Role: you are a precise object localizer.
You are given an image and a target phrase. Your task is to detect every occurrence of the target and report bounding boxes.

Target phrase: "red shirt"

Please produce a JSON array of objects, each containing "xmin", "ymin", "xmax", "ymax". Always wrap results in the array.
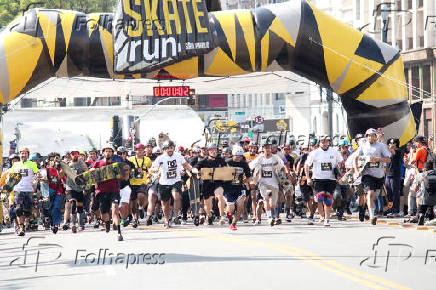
[
  {"xmin": 47, "ymin": 167, "xmax": 63, "ymax": 195},
  {"xmin": 92, "ymin": 159, "xmax": 119, "ymax": 194},
  {"xmin": 413, "ymin": 148, "xmax": 428, "ymax": 169}
]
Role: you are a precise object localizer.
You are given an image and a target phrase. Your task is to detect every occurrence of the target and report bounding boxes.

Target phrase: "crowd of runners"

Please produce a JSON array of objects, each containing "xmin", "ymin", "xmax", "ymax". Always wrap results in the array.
[{"xmin": 1, "ymin": 127, "xmax": 436, "ymax": 241}]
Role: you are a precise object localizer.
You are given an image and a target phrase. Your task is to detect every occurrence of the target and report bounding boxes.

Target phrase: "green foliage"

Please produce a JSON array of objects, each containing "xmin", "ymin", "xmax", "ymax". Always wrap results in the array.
[{"xmin": 0, "ymin": 0, "xmax": 118, "ymax": 27}]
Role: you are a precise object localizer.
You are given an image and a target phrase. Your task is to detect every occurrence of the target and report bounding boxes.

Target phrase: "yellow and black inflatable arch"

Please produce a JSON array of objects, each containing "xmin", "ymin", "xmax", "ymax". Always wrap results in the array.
[{"xmin": 0, "ymin": 0, "xmax": 415, "ymax": 144}]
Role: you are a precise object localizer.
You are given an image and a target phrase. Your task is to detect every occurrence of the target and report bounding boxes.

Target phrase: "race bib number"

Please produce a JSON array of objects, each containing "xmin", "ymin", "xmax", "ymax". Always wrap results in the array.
[
  {"xmin": 134, "ymin": 168, "xmax": 144, "ymax": 179},
  {"xmin": 262, "ymin": 170, "xmax": 273, "ymax": 178},
  {"xmin": 368, "ymin": 162, "xmax": 380, "ymax": 168},
  {"xmin": 19, "ymin": 169, "xmax": 29, "ymax": 177},
  {"xmin": 167, "ymin": 171, "xmax": 177, "ymax": 179},
  {"xmin": 321, "ymin": 162, "xmax": 332, "ymax": 171},
  {"xmin": 49, "ymin": 176, "xmax": 58, "ymax": 183}
]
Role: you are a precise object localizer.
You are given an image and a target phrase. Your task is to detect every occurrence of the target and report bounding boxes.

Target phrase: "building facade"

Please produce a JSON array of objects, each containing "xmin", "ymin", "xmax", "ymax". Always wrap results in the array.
[{"xmin": 353, "ymin": 0, "xmax": 436, "ymax": 140}]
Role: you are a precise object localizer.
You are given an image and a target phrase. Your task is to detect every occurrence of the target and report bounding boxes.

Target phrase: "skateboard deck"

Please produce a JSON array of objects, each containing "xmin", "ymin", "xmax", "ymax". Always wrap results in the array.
[
  {"xmin": 2, "ymin": 173, "xmax": 22, "ymax": 195},
  {"xmin": 187, "ymin": 174, "xmax": 201, "ymax": 218},
  {"xmin": 75, "ymin": 162, "xmax": 130, "ymax": 186},
  {"xmin": 59, "ymin": 161, "xmax": 77, "ymax": 181},
  {"xmin": 275, "ymin": 167, "xmax": 292, "ymax": 192},
  {"xmin": 200, "ymin": 167, "xmax": 242, "ymax": 182},
  {"xmin": 339, "ymin": 156, "xmax": 369, "ymax": 185}
]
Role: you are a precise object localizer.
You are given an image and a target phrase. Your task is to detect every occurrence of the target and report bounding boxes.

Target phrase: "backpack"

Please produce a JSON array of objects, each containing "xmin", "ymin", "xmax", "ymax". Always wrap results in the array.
[
  {"xmin": 424, "ymin": 170, "xmax": 436, "ymax": 196},
  {"xmin": 425, "ymin": 148, "xmax": 436, "ymax": 168}
]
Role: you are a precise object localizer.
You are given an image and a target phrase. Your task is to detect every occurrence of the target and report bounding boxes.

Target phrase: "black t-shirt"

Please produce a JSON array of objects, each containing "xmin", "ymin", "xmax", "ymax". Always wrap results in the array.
[
  {"xmin": 386, "ymin": 148, "xmax": 402, "ymax": 177},
  {"xmin": 145, "ymin": 153, "xmax": 158, "ymax": 162},
  {"xmin": 223, "ymin": 158, "xmax": 251, "ymax": 189},
  {"xmin": 195, "ymin": 156, "xmax": 226, "ymax": 169}
]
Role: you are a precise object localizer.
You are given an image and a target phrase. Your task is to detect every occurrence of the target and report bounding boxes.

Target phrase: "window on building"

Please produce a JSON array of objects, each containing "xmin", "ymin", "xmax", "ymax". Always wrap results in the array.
[
  {"xmin": 419, "ymin": 36, "xmax": 424, "ymax": 48},
  {"xmin": 355, "ymin": 0, "xmax": 360, "ymax": 20},
  {"xmin": 57, "ymin": 98, "xmax": 67, "ymax": 107},
  {"xmin": 404, "ymin": 68, "xmax": 410, "ymax": 97},
  {"xmin": 395, "ymin": 0, "xmax": 401, "ymax": 10},
  {"xmin": 424, "ymin": 109, "xmax": 432, "ymax": 138},
  {"xmin": 423, "ymin": 65, "xmax": 431, "ymax": 98},
  {"xmin": 20, "ymin": 98, "xmax": 37, "ymax": 108},
  {"xmin": 407, "ymin": 0, "xmax": 413, "ymax": 10},
  {"xmin": 411, "ymin": 66, "xmax": 420, "ymax": 99},
  {"xmin": 313, "ymin": 117, "xmax": 317, "ymax": 135},
  {"xmin": 73, "ymin": 97, "xmax": 91, "ymax": 106},
  {"xmin": 397, "ymin": 41, "xmax": 402, "ymax": 50},
  {"xmin": 407, "ymin": 37, "xmax": 413, "ymax": 50},
  {"xmin": 336, "ymin": 114, "xmax": 340, "ymax": 133},
  {"xmin": 418, "ymin": 0, "xmax": 423, "ymax": 8}
]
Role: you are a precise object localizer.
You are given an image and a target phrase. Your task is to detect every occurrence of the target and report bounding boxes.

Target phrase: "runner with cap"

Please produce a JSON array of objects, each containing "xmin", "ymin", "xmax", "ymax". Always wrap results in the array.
[
  {"xmin": 223, "ymin": 146, "xmax": 252, "ymax": 230},
  {"xmin": 91, "ymin": 146, "xmax": 125, "ymax": 241},
  {"xmin": 63, "ymin": 151, "xmax": 88, "ymax": 233},
  {"xmin": 151, "ymin": 140, "xmax": 193, "ymax": 228},
  {"xmin": 128, "ymin": 143, "xmax": 152, "ymax": 228},
  {"xmin": 144, "ymin": 139, "xmax": 161, "ymax": 226},
  {"xmin": 305, "ymin": 136, "xmax": 343, "ymax": 227},
  {"xmin": 353, "ymin": 128, "xmax": 392, "ymax": 225},
  {"xmin": 244, "ymin": 141, "xmax": 259, "ymax": 223},
  {"xmin": 250, "ymin": 139, "xmax": 286, "ymax": 226},
  {"xmin": 10, "ymin": 147, "xmax": 40, "ymax": 236},
  {"xmin": 194, "ymin": 143, "xmax": 227, "ymax": 225}
]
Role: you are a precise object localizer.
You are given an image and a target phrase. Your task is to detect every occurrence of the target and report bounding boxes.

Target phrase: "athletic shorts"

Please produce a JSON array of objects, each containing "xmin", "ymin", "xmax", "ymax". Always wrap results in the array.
[
  {"xmin": 158, "ymin": 181, "xmax": 182, "ymax": 202},
  {"xmin": 130, "ymin": 185, "xmax": 148, "ymax": 201},
  {"xmin": 15, "ymin": 191, "xmax": 32, "ymax": 216},
  {"xmin": 97, "ymin": 192, "xmax": 120, "ymax": 214},
  {"xmin": 300, "ymin": 184, "xmax": 313, "ymax": 202},
  {"xmin": 258, "ymin": 184, "xmax": 279, "ymax": 204},
  {"xmin": 66, "ymin": 190, "xmax": 84, "ymax": 203},
  {"xmin": 120, "ymin": 186, "xmax": 131, "ymax": 204},
  {"xmin": 148, "ymin": 182, "xmax": 159, "ymax": 196},
  {"xmin": 313, "ymin": 179, "xmax": 337, "ymax": 195},
  {"xmin": 362, "ymin": 175, "xmax": 384, "ymax": 192},
  {"xmin": 224, "ymin": 187, "xmax": 246, "ymax": 205},
  {"xmin": 202, "ymin": 181, "xmax": 223, "ymax": 200}
]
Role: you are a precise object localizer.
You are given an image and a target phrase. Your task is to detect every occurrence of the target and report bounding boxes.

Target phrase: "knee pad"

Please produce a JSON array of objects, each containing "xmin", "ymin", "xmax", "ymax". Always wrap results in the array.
[
  {"xmin": 77, "ymin": 206, "xmax": 84, "ymax": 214},
  {"xmin": 324, "ymin": 195, "xmax": 333, "ymax": 207},
  {"xmin": 71, "ymin": 201, "xmax": 77, "ymax": 214}
]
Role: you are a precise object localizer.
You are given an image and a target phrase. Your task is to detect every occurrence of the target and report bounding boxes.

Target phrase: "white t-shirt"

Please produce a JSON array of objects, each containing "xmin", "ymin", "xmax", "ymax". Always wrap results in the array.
[
  {"xmin": 152, "ymin": 152, "xmax": 186, "ymax": 186},
  {"xmin": 11, "ymin": 161, "xmax": 39, "ymax": 192},
  {"xmin": 306, "ymin": 147, "xmax": 343, "ymax": 180},
  {"xmin": 346, "ymin": 150, "xmax": 361, "ymax": 185},
  {"xmin": 250, "ymin": 154, "xmax": 284, "ymax": 188},
  {"xmin": 355, "ymin": 141, "xmax": 391, "ymax": 178}
]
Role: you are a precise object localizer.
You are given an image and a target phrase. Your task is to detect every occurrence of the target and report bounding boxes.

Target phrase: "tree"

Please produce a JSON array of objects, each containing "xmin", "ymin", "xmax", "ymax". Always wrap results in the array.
[{"xmin": 0, "ymin": 0, "xmax": 117, "ymax": 27}]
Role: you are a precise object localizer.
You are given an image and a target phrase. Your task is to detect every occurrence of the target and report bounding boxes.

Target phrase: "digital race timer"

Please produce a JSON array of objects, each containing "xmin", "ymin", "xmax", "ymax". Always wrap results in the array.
[{"xmin": 153, "ymin": 86, "xmax": 195, "ymax": 97}]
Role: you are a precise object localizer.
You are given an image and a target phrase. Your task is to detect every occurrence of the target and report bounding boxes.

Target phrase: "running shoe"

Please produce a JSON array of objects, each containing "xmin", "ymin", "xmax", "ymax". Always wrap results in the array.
[
  {"xmin": 132, "ymin": 219, "xmax": 138, "ymax": 228},
  {"xmin": 52, "ymin": 226, "xmax": 58, "ymax": 234},
  {"xmin": 324, "ymin": 220, "xmax": 330, "ymax": 227},
  {"xmin": 307, "ymin": 218, "xmax": 314, "ymax": 225},
  {"xmin": 139, "ymin": 208, "xmax": 145, "ymax": 219},
  {"xmin": 275, "ymin": 218, "xmax": 282, "ymax": 225},
  {"xmin": 72, "ymin": 225, "xmax": 77, "ymax": 233},
  {"xmin": 118, "ymin": 235, "xmax": 124, "ymax": 241},
  {"xmin": 269, "ymin": 218, "xmax": 275, "ymax": 227},
  {"xmin": 62, "ymin": 223, "xmax": 70, "ymax": 231},
  {"xmin": 219, "ymin": 216, "xmax": 226, "ymax": 225},
  {"xmin": 286, "ymin": 214, "xmax": 293, "ymax": 222},
  {"xmin": 371, "ymin": 217, "xmax": 377, "ymax": 225},
  {"xmin": 146, "ymin": 217, "xmax": 153, "ymax": 226},
  {"xmin": 229, "ymin": 223, "xmax": 237, "ymax": 231}
]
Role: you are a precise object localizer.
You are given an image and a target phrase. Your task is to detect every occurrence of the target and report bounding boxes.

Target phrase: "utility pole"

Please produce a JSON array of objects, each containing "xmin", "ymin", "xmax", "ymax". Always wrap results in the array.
[{"xmin": 326, "ymin": 88, "xmax": 333, "ymax": 138}]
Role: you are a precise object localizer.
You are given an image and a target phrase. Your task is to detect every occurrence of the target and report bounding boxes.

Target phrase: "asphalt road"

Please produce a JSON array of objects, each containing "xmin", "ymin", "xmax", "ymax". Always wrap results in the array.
[{"xmin": 1, "ymin": 216, "xmax": 435, "ymax": 290}]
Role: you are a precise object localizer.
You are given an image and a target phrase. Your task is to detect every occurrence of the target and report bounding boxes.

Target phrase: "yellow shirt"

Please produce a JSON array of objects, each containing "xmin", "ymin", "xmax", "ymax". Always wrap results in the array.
[
  {"xmin": 128, "ymin": 156, "xmax": 152, "ymax": 185},
  {"xmin": 243, "ymin": 152, "xmax": 258, "ymax": 163}
]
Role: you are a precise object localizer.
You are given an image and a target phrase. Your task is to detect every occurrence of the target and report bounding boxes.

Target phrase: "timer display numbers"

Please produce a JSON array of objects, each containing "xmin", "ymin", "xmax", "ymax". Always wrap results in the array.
[{"xmin": 153, "ymin": 86, "xmax": 195, "ymax": 97}]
